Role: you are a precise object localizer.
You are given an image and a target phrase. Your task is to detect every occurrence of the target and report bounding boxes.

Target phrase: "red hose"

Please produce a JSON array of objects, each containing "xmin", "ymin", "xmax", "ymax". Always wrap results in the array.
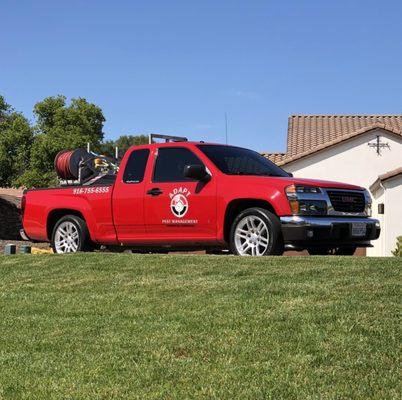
[
  {"xmin": 55, "ymin": 150, "xmax": 74, "ymax": 180},
  {"xmin": 55, "ymin": 148, "xmax": 93, "ymax": 181}
]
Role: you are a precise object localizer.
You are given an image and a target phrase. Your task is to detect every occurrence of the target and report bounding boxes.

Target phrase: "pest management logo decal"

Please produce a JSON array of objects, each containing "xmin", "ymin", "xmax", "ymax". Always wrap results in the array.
[
  {"xmin": 169, "ymin": 187, "xmax": 190, "ymax": 218},
  {"xmin": 162, "ymin": 187, "xmax": 198, "ymax": 225}
]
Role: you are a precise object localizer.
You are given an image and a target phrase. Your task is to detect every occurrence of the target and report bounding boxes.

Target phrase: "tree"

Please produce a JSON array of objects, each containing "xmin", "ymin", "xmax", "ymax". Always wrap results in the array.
[
  {"xmin": 97, "ymin": 134, "xmax": 149, "ymax": 158},
  {"xmin": 0, "ymin": 95, "xmax": 11, "ymax": 119},
  {"xmin": 115, "ymin": 134, "xmax": 149, "ymax": 155},
  {"xmin": 0, "ymin": 94, "xmax": 147, "ymax": 189},
  {"xmin": 17, "ymin": 96, "xmax": 105, "ymax": 188},
  {"xmin": 0, "ymin": 95, "xmax": 34, "ymax": 187}
]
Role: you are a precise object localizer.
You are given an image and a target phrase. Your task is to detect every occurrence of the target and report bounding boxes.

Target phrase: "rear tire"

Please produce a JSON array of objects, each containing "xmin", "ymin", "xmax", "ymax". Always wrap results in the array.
[
  {"xmin": 51, "ymin": 215, "xmax": 92, "ymax": 254},
  {"xmin": 229, "ymin": 207, "xmax": 284, "ymax": 256}
]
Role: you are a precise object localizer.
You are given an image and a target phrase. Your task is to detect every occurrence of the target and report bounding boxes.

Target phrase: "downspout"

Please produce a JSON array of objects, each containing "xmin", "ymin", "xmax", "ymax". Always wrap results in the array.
[{"xmin": 379, "ymin": 181, "xmax": 386, "ymax": 256}]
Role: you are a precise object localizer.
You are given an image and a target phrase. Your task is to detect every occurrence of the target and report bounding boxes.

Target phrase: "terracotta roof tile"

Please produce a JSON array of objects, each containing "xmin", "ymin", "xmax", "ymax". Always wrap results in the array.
[
  {"xmin": 265, "ymin": 115, "xmax": 402, "ymax": 165},
  {"xmin": 261, "ymin": 152, "xmax": 287, "ymax": 164}
]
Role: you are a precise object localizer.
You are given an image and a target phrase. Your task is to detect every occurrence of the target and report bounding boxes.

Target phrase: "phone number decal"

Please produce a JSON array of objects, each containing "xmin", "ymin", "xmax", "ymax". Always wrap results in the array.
[{"xmin": 72, "ymin": 186, "xmax": 110, "ymax": 195}]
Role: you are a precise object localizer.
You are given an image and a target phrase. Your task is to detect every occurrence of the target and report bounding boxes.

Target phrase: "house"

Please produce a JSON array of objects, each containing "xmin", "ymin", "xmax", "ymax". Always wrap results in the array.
[
  {"xmin": 369, "ymin": 168, "xmax": 402, "ymax": 256},
  {"xmin": 264, "ymin": 115, "xmax": 402, "ymax": 256}
]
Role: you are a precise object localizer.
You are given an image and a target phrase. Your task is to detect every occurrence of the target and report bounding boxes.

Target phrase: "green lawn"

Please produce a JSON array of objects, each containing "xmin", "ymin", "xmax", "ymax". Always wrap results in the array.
[{"xmin": 0, "ymin": 254, "xmax": 400, "ymax": 400}]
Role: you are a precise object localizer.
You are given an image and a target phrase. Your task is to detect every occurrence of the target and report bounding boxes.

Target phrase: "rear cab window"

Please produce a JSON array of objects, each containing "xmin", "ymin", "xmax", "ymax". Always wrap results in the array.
[{"xmin": 123, "ymin": 149, "xmax": 150, "ymax": 183}]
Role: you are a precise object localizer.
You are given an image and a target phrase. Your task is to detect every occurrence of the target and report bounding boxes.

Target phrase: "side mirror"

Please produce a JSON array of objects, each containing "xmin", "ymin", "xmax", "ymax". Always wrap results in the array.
[
  {"xmin": 287, "ymin": 172, "xmax": 294, "ymax": 177},
  {"xmin": 184, "ymin": 164, "xmax": 211, "ymax": 182}
]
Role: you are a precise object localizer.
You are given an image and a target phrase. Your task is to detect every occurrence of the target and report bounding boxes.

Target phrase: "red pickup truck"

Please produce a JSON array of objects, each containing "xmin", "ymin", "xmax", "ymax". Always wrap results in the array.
[{"xmin": 21, "ymin": 138, "xmax": 380, "ymax": 256}]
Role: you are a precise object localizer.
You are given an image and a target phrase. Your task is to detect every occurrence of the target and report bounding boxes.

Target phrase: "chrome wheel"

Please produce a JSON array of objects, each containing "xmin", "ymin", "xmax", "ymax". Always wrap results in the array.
[
  {"xmin": 234, "ymin": 215, "xmax": 269, "ymax": 256},
  {"xmin": 54, "ymin": 221, "xmax": 80, "ymax": 253}
]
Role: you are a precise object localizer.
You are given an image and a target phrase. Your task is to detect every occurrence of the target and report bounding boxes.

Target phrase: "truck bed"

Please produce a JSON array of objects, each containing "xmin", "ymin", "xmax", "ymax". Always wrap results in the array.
[{"xmin": 23, "ymin": 181, "xmax": 117, "ymax": 244}]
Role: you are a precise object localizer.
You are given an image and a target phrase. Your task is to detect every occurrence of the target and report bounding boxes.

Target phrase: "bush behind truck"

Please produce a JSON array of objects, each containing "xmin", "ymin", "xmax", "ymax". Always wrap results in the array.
[{"xmin": 20, "ymin": 135, "xmax": 380, "ymax": 255}]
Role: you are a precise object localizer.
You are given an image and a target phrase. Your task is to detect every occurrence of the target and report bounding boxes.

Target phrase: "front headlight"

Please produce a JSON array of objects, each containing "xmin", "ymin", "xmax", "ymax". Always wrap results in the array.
[
  {"xmin": 285, "ymin": 184, "xmax": 327, "ymax": 215},
  {"xmin": 295, "ymin": 186, "xmax": 322, "ymax": 194},
  {"xmin": 298, "ymin": 199, "xmax": 327, "ymax": 215}
]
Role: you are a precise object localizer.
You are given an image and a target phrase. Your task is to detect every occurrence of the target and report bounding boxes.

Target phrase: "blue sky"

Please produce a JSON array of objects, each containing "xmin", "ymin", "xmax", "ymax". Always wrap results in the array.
[{"xmin": 1, "ymin": 0, "xmax": 402, "ymax": 152}]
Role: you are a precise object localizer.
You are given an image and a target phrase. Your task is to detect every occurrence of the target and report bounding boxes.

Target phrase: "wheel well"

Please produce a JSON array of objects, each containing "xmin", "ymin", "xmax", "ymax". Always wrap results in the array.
[
  {"xmin": 223, "ymin": 199, "xmax": 277, "ymax": 243},
  {"xmin": 47, "ymin": 209, "xmax": 85, "ymax": 240}
]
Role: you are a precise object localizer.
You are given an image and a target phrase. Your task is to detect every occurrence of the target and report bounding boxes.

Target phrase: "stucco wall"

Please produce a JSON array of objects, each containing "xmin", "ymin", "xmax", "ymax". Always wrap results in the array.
[
  {"xmin": 367, "ymin": 187, "xmax": 385, "ymax": 257},
  {"xmin": 368, "ymin": 176, "xmax": 402, "ymax": 256}
]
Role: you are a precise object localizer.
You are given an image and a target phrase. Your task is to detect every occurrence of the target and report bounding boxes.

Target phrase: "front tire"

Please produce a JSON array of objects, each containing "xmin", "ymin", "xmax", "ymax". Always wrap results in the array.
[
  {"xmin": 51, "ymin": 215, "xmax": 92, "ymax": 254},
  {"xmin": 229, "ymin": 208, "xmax": 284, "ymax": 256}
]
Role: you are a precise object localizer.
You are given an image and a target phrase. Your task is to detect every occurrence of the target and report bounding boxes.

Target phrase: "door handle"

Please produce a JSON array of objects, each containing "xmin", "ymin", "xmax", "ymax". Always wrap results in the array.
[{"xmin": 147, "ymin": 187, "xmax": 163, "ymax": 196}]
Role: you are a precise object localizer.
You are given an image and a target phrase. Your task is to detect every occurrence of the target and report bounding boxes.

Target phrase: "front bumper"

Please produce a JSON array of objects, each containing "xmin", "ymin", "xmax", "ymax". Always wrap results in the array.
[{"xmin": 280, "ymin": 216, "xmax": 381, "ymax": 250}]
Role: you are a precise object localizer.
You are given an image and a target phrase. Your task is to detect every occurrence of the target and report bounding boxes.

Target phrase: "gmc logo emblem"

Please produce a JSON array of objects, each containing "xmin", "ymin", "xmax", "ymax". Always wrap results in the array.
[{"xmin": 341, "ymin": 196, "xmax": 356, "ymax": 203}]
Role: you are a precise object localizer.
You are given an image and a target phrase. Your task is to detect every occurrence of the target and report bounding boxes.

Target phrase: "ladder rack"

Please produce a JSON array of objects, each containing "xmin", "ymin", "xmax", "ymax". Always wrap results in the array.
[{"xmin": 149, "ymin": 134, "xmax": 188, "ymax": 144}]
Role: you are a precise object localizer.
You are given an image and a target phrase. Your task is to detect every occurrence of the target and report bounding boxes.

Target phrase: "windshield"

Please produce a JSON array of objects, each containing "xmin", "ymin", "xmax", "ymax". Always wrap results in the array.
[{"xmin": 197, "ymin": 144, "xmax": 289, "ymax": 177}]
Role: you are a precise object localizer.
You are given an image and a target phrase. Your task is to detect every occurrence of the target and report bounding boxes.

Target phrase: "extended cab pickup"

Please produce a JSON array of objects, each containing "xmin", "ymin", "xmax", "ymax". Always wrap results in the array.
[{"xmin": 21, "ymin": 141, "xmax": 381, "ymax": 255}]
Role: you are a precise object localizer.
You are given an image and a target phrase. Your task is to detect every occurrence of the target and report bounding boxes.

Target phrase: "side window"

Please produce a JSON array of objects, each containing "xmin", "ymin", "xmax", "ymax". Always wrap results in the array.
[
  {"xmin": 123, "ymin": 149, "xmax": 150, "ymax": 183},
  {"xmin": 153, "ymin": 148, "xmax": 204, "ymax": 182}
]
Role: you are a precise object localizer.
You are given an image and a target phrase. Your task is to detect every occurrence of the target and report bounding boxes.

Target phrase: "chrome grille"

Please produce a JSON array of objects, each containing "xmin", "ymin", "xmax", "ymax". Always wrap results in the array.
[{"xmin": 327, "ymin": 190, "xmax": 365, "ymax": 213}]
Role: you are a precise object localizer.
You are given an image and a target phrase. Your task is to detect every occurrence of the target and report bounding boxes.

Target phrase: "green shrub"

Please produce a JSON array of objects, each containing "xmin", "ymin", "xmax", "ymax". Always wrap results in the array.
[{"xmin": 392, "ymin": 236, "xmax": 402, "ymax": 256}]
